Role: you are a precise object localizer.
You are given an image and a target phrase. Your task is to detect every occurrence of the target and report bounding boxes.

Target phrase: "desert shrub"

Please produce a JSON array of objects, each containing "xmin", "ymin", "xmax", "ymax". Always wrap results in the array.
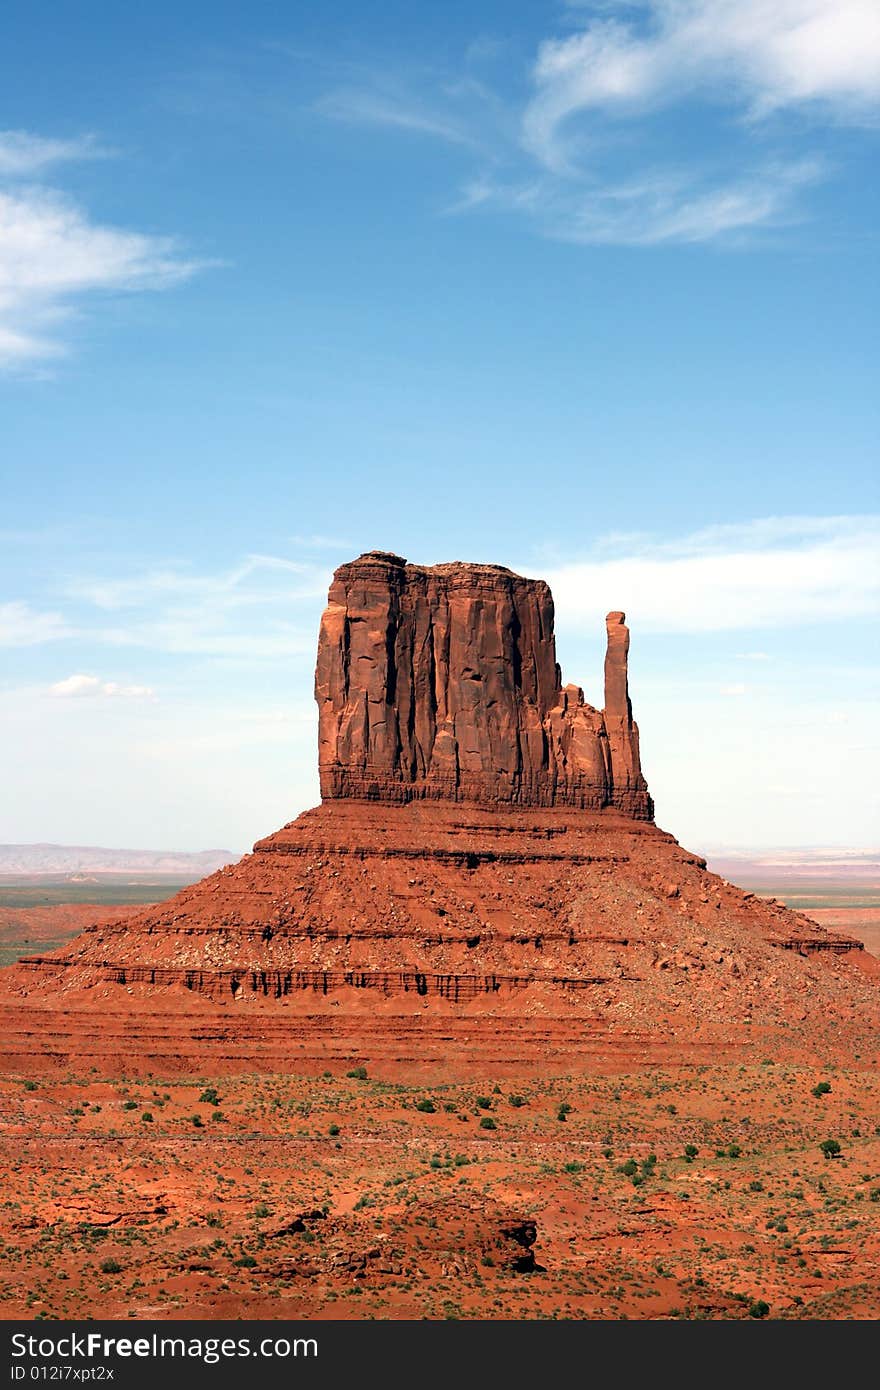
[
  {"xmin": 191, "ymin": 1114, "xmax": 204, "ymax": 1128},
  {"xmin": 748, "ymin": 1300, "xmax": 770, "ymax": 1319},
  {"xmin": 141, "ymin": 1112, "xmax": 153, "ymax": 1124},
  {"xmin": 328, "ymin": 1123, "xmax": 340, "ymax": 1136},
  {"xmin": 508, "ymin": 1095, "xmax": 526, "ymax": 1108},
  {"xmin": 198, "ymin": 1087, "xmax": 220, "ymax": 1106},
  {"xmin": 811, "ymin": 1081, "xmax": 832, "ymax": 1098},
  {"xmin": 346, "ymin": 1066, "xmax": 368, "ymax": 1081},
  {"xmin": 234, "ymin": 1255, "xmax": 257, "ymax": 1268},
  {"xmin": 616, "ymin": 1159, "xmax": 638, "ymax": 1177},
  {"xmin": 820, "ymin": 1139, "xmax": 841, "ymax": 1159},
  {"xmin": 684, "ymin": 1145, "xmax": 699, "ymax": 1160},
  {"xmin": 476, "ymin": 1096, "xmax": 492, "ymax": 1110},
  {"xmin": 479, "ymin": 1117, "xmax": 496, "ymax": 1131},
  {"xmin": 100, "ymin": 1259, "xmax": 121, "ymax": 1274},
  {"xmin": 415, "ymin": 1099, "xmax": 436, "ymax": 1113}
]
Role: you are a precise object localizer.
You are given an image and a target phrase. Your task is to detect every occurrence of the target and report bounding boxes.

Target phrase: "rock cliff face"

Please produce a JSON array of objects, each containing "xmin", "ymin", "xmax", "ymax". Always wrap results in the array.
[{"xmin": 315, "ymin": 551, "xmax": 652, "ymax": 818}]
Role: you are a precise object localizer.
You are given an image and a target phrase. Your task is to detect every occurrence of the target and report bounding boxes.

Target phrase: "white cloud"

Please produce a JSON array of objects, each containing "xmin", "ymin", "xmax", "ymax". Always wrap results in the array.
[
  {"xmin": 525, "ymin": 1, "xmax": 880, "ymax": 170},
  {"xmin": 539, "ymin": 514, "xmax": 880, "ymax": 633},
  {"xmin": 315, "ymin": 88, "xmax": 476, "ymax": 147},
  {"xmin": 469, "ymin": 156, "xmax": 823, "ymax": 245},
  {"xmin": 289, "ymin": 533, "xmax": 352, "ymax": 551},
  {"xmin": 50, "ymin": 674, "xmax": 155, "ymax": 699},
  {"xmin": 0, "ymin": 130, "xmax": 107, "ymax": 177},
  {"xmin": 0, "ymin": 600, "xmax": 72, "ymax": 646},
  {"xmin": 63, "ymin": 553, "xmax": 332, "ymax": 661},
  {"xmin": 309, "ymin": 4, "xmax": 877, "ymax": 246},
  {"xmin": 71, "ymin": 554, "xmax": 314, "ymax": 611},
  {"xmin": 0, "ymin": 137, "xmax": 208, "ymax": 368}
]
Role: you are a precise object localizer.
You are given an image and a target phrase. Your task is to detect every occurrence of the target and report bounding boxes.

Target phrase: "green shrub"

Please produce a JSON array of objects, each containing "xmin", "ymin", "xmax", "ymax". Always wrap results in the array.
[
  {"xmin": 198, "ymin": 1087, "xmax": 220, "ymax": 1106},
  {"xmin": 100, "ymin": 1259, "xmax": 121, "ymax": 1274},
  {"xmin": 234, "ymin": 1255, "xmax": 257, "ymax": 1268},
  {"xmin": 748, "ymin": 1300, "xmax": 770, "ymax": 1319},
  {"xmin": 479, "ymin": 1117, "xmax": 496, "ymax": 1131},
  {"xmin": 476, "ymin": 1096, "xmax": 492, "ymax": 1110},
  {"xmin": 415, "ymin": 1098, "xmax": 436, "ymax": 1113},
  {"xmin": 141, "ymin": 1112, "xmax": 153, "ymax": 1124},
  {"xmin": 346, "ymin": 1066, "xmax": 368, "ymax": 1081},
  {"xmin": 328, "ymin": 1123, "xmax": 340, "ymax": 1136},
  {"xmin": 811, "ymin": 1081, "xmax": 832, "ymax": 1098},
  {"xmin": 820, "ymin": 1139, "xmax": 841, "ymax": 1159}
]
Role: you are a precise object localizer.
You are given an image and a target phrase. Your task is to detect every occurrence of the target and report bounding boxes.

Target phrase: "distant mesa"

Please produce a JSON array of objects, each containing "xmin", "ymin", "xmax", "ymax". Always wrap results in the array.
[{"xmin": 0, "ymin": 845, "xmax": 241, "ymax": 878}]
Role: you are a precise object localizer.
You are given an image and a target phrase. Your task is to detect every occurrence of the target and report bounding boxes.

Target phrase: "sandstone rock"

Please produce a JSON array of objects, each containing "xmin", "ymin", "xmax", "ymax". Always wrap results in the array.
[{"xmin": 316, "ymin": 552, "xmax": 652, "ymax": 817}]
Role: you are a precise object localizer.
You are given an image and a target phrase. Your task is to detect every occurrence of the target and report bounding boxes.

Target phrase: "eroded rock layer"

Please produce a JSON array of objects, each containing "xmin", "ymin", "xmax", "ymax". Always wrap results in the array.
[
  {"xmin": 12, "ymin": 801, "xmax": 871, "ymax": 1021},
  {"xmin": 316, "ymin": 552, "xmax": 652, "ymax": 817},
  {"xmin": 2, "ymin": 550, "xmax": 876, "ymax": 1071}
]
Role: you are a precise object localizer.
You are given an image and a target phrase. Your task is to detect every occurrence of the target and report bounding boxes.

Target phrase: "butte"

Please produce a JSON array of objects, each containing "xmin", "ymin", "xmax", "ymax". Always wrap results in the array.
[{"xmin": 2, "ymin": 551, "xmax": 877, "ymax": 1078}]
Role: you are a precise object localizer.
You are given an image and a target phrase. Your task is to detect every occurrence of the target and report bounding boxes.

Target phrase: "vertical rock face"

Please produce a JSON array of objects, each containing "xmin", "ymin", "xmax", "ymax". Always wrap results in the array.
[{"xmin": 315, "ymin": 551, "xmax": 653, "ymax": 818}]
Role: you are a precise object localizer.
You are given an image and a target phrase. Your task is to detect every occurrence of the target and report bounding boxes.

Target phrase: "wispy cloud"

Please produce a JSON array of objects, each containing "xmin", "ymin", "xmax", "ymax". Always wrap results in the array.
[
  {"xmin": 0, "ymin": 134, "xmax": 209, "ymax": 369},
  {"xmin": 467, "ymin": 156, "xmax": 824, "ymax": 245},
  {"xmin": 50, "ymin": 674, "xmax": 155, "ymax": 699},
  {"xmin": 0, "ymin": 130, "xmax": 109, "ymax": 176},
  {"xmin": 61, "ymin": 552, "xmax": 332, "ymax": 661},
  {"xmin": 311, "ymin": 2, "xmax": 879, "ymax": 247},
  {"xmin": 70, "ymin": 554, "xmax": 314, "ymax": 611},
  {"xmin": 538, "ymin": 514, "xmax": 880, "ymax": 633},
  {"xmin": 290, "ymin": 534, "xmax": 352, "ymax": 551},
  {"xmin": 315, "ymin": 87, "xmax": 477, "ymax": 147},
  {"xmin": 0, "ymin": 600, "xmax": 73, "ymax": 647}
]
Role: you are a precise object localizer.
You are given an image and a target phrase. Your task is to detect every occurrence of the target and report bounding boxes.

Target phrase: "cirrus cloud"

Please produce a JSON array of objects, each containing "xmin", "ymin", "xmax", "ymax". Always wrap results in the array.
[
  {"xmin": 0, "ymin": 132, "xmax": 210, "ymax": 369},
  {"xmin": 50, "ymin": 674, "xmax": 155, "ymax": 700}
]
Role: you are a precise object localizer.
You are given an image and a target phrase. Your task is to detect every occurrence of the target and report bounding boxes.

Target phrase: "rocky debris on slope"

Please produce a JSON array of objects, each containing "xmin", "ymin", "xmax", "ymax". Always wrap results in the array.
[
  {"xmin": 3, "ymin": 549, "xmax": 875, "ymax": 1063},
  {"xmin": 316, "ymin": 551, "xmax": 652, "ymax": 816}
]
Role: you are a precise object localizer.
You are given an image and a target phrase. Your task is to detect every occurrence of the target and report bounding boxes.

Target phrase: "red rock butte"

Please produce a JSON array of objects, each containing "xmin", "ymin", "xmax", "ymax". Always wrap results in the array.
[
  {"xmin": 2, "ymin": 551, "xmax": 877, "ymax": 1077},
  {"xmin": 316, "ymin": 552, "xmax": 651, "ymax": 818}
]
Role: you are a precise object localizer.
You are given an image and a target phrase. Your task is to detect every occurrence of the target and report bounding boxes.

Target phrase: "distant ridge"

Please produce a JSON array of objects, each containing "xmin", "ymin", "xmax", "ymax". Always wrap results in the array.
[
  {"xmin": 0, "ymin": 845, "xmax": 241, "ymax": 877},
  {"xmin": 705, "ymin": 848, "xmax": 879, "ymax": 888}
]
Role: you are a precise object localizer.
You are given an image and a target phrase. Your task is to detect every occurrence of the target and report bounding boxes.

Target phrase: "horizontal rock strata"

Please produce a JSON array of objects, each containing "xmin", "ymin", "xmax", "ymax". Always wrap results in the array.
[{"xmin": 316, "ymin": 552, "xmax": 652, "ymax": 816}]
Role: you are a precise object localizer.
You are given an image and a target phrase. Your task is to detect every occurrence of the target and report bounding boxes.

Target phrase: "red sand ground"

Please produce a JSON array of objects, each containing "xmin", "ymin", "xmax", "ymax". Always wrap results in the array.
[
  {"xmin": 1, "ymin": 807, "xmax": 878, "ymax": 1321},
  {"xmin": 1, "ymin": 1062, "xmax": 878, "ymax": 1320}
]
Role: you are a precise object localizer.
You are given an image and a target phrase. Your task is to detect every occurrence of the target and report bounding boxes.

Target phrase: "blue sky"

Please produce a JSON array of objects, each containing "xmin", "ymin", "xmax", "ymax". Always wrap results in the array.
[{"xmin": 1, "ymin": 1, "xmax": 878, "ymax": 853}]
